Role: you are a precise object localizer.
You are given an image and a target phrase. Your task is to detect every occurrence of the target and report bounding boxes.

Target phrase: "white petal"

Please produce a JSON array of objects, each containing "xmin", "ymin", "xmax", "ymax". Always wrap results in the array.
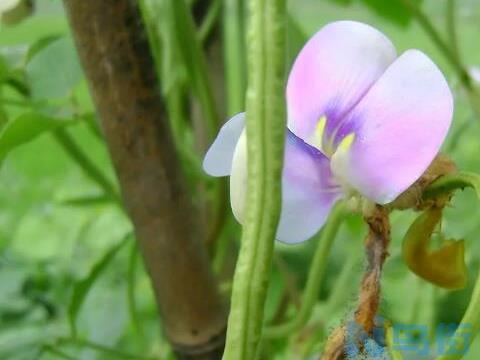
[{"xmin": 203, "ymin": 112, "xmax": 245, "ymax": 177}]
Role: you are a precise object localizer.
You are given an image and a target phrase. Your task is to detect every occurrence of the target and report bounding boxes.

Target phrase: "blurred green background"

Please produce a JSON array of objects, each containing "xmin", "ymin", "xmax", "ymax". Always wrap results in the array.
[{"xmin": 0, "ymin": 0, "xmax": 480, "ymax": 359}]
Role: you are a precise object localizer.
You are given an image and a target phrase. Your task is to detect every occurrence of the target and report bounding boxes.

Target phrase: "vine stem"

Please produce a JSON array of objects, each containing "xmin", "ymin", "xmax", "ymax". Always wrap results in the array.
[
  {"xmin": 264, "ymin": 202, "xmax": 346, "ymax": 338},
  {"xmin": 222, "ymin": 0, "xmax": 286, "ymax": 359},
  {"xmin": 435, "ymin": 268, "xmax": 480, "ymax": 360}
]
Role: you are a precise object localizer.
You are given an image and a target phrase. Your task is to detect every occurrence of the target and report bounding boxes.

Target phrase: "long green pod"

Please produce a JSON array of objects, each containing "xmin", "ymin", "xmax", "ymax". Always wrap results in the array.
[{"xmin": 222, "ymin": 0, "xmax": 287, "ymax": 359}]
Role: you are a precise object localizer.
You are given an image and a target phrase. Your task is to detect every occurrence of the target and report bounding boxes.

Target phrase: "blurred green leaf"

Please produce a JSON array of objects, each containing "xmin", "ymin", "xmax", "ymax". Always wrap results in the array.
[
  {"xmin": 0, "ymin": 55, "xmax": 8, "ymax": 81},
  {"xmin": 127, "ymin": 242, "xmax": 143, "ymax": 337},
  {"xmin": 57, "ymin": 194, "xmax": 114, "ymax": 207},
  {"xmin": 53, "ymin": 128, "xmax": 121, "ymax": 204},
  {"xmin": 287, "ymin": 14, "xmax": 306, "ymax": 68},
  {"xmin": 25, "ymin": 34, "xmax": 63, "ymax": 63},
  {"xmin": 0, "ymin": 112, "xmax": 70, "ymax": 161},
  {"xmin": 327, "ymin": 0, "xmax": 423, "ymax": 26},
  {"xmin": 26, "ymin": 36, "xmax": 83, "ymax": 100},
  {"xmin": 68, "ymin": 233, "xmax": 131, "ymax": 337}
]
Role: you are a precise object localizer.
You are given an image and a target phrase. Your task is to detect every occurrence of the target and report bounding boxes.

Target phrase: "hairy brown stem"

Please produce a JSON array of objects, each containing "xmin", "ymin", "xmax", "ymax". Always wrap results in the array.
[
  {"xmin": 354, "ymin": 205, "xmax": 391, "ymax": 334},
  {"xmin": 63, "ymin": 1, "xmax": 226, "ymax": 358},
  {"xmin": 322, "ymin": 205, "xmax": 390, "ymax": 360}
]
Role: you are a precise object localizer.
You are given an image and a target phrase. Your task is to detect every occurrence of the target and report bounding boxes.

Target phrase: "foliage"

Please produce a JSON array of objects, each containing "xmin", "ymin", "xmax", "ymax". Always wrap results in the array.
[{"xmin": 1, "ymin": 0, "xmax": 480, "ymax": 359}]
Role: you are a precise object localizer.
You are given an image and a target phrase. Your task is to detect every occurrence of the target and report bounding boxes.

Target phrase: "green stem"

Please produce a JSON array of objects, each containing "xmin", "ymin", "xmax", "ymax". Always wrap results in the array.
[
  {"xmin": 53, "ymin": 128, "xmax": 121, "ymax": 204},
  {"xmin": 264, "ymin": 202, "xmax": 346, "ymax": 338},
  {"xmin": 222, "ymin": 0, "xmax": 286, "ymax": 359},
  {"xmin": 167, "ymin": 0, "xmax": 229, "ymax": 250},
  {"xmin": 223, "ymin": 0, "xmax": 246, "ymax": 115},
  {"xmin": 399, "ymin": 0, "xmax": 471, "ymax": 89},
  {"xmin": 435, "ymin": 269, "xmax": 480, "ymax": 360},
  {"xmin": 199, "ymin": 0, "xmax": 222, "ymax": 45},
  {"xmin": 168, "ymin": 0, "xmax": 220, "ymax": 141},
  {"xmin": 323, "ymin": 240, "xmax": 361, "ymax": 315},
  {"xmin": 445, "ymin": 0, "xmax": 460, "ymax": 63}
]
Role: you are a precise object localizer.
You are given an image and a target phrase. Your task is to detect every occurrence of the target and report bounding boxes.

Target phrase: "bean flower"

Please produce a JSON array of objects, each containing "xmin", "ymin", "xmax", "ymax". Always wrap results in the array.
[{"xmin": 203, "ymin": 21, "xmax": 453, "ymax": 244}]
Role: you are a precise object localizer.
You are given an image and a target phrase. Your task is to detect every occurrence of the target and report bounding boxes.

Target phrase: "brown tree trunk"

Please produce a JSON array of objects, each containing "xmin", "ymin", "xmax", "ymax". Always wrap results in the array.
[{"xmin": 62, "ymin": 1, "xmax": 226, "ymax": 358}]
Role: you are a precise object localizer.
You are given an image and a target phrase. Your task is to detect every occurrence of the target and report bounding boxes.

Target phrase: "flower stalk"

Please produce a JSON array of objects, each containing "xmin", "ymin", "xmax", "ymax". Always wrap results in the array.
[
  {"xmin": 322, "ymin": 205, "xmax": 390, "ymax": 360},
  {"xmin": 264, "ymin": 202, "xmax": 346, "ymax": 338},
  {"xmin": 354, "ymin": 205, "xmax": 391, "ymax": 334},
  {"xmin": 222, "ymin": 0, "xmax": 287, "ymax": 358}
]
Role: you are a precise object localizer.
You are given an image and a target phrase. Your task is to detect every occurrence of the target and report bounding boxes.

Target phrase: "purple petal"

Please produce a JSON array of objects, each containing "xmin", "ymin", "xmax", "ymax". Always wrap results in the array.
[
  {"xmin": 286, "ymin": 21, "xmax": 396, "ymax": 153},
  {"xmin": 203, "ymin": 112, "xmax": 245, "ymax": 176},
  {"xmin": 330, "ymin": 50, "xmax": 453, "ymax": 204},
  {"xmin": 277, "ymin": 132, "xmax": 343, "ymax": 243},
  {"xmin": 230, "ymin": 129, "xmax": 342, "ymax": 244}
]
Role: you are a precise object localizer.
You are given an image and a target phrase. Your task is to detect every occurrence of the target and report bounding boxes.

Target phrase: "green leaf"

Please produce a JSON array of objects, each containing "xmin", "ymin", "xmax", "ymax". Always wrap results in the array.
[
  {"xmin": 0, "ymin": 55, "xmax": 8, "ymax": 82},
  {"xmin": 56, "ymin": 194, "xmax": 114, "ymax": 207},
  {"xmin": 361, "ymin": 0, "xmax": 422, "ymax": 26},
  {"xmin": 0, "ymin": 112, "xmax": 69, "ymax": 161},
  {"xmin": 26, "ymin": 36, "xmax": 83, "ymax": 100},
  {"xmin": 68, "ymin": 233, "xmax": 132, "ymax": 337},
  {"xmin": 25, "ymin": 34, "xmax": 63, "ymax": 63},
  {"xmin": 327, "ymin": 0, "xmax": 423, "ymax": 26},
  {"xmin": 127, "ymin": 243, "xmax": 143, "ymax": 337},
  {"xmin": 422, "ymin": 171, "xmax": 480, "ymax": 200}
]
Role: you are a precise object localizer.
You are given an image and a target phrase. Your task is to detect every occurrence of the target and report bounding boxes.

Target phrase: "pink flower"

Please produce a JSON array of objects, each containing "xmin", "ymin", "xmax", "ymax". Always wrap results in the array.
[{"xmin": 203, "ymin": 21, "xmax": 453, "ymax": 244}]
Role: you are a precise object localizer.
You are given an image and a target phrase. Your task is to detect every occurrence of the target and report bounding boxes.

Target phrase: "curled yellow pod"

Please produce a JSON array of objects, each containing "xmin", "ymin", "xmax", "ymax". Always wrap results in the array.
[{"xmin": 402, "ymin": 207, "xmax": 467, "ymax": 290}]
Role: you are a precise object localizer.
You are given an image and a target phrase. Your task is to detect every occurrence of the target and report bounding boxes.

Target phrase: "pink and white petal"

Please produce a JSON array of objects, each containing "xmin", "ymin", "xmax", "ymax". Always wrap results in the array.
[
  {"xmin": 277, "ymin": 132, "xmax": 342, "ymax": 243},
  {"xmin": 203, "ymin": 112, "xmax": 245, "ymax": 176},
  {"xmin": 331, "ymin": 50, "xmax": 453, "ymax": 204},
  {"xmin": 287, "ymin": 21, "xmax": 397, "ymax": 150},
  {"xmin": 230, "ymin": 129, "xmax": 342, "ymax": 244}
]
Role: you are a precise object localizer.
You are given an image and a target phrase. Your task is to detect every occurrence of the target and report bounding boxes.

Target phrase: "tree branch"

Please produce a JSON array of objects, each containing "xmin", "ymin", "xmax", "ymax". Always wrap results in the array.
[{"xmin": 62, "ymin": 1, "xmax": 226, "ymax": 358}]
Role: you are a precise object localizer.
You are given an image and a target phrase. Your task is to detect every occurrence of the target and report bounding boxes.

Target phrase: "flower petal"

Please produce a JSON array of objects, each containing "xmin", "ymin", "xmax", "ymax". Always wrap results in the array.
[
  {"xmin": 203, "ymin": 112, "xmax": 245, "ymax": 176},
  {"xmin": 286, "ymin": 21, "xmax": 397, "ymax": 152},
  {"xmin": 330, "ymin": 50, "xmax": 454, "ymax": 204},
  {"xmin": 277, "ymin": 133, "xmax": 343, "ymax": 243},
  {"xmin": 230, "ymin": 129, "xmax": 342, "ymax": 244}
]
